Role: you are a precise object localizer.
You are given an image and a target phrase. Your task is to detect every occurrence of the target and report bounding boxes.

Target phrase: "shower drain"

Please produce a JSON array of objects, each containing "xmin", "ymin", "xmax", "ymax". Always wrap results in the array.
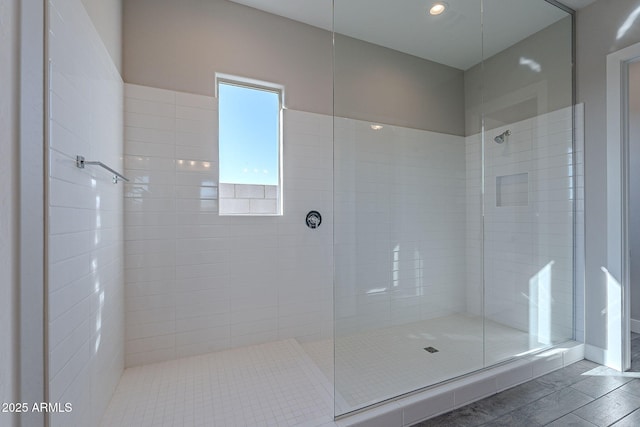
[{"xmin": 424, "ymin": 346, "xmax": 439, "ymax": 353}]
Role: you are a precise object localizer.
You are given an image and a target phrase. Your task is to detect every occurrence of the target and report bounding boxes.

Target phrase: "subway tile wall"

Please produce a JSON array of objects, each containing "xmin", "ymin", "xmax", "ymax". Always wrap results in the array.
[
  {"xmin": 575, "ymin": 104, "xmax": 586, "ymax": 343},
  {"xmin": 47, "ymin": 0, "xmax": 124, "ymax": 425},
  {"xmin": 465, "ymin": 105, "xmax": 584, "ymax": 346},
  {"xmin": 333, "ymin": 118, "xmax": 468, "ymax": 336},
  {"xmin": 123, "ymin": 84, "xmax": 333, "ymax": 366},
  {"xmin": 123, "ymin": 83, "xmax": 583, "ymax": 366}
]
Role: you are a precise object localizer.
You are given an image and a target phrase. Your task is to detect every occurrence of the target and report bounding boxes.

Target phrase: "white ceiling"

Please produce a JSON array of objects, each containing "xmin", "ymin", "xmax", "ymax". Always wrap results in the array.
[{"xmin": 229, "ymin": 0, "xmax": 581, "ymax": 70}]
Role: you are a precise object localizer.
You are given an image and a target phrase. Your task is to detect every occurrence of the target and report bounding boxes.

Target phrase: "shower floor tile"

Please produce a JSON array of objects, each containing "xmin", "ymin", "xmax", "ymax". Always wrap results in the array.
[
  {"xmin": 100, "ymin": 339, "xmax": 335, "ymax": 427},
  {"xmin": 101, "ymin": 314, "xmax": 551, "ymax": 426},
  {"xmin": 302, "ymin": 314, "xmax": 547, "ymax": 415}
]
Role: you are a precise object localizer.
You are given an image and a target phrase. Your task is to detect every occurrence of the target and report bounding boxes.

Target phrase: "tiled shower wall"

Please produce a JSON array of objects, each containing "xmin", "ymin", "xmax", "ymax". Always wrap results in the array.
[
  {"xmin": 123, "ymin": 84, "xmax": 333, "ymax": 366},
  {"xmin": 123, "ymin": 84, "xmax": 470, "ymax": 365},
  {"xmin": 465, "ymin": 105, "xmax": 584, "ymax": 343},
  {"xmin": 123, "ymin": 84, "xmax": 582, "ymax": 365},
  {"xmin": 47, "ymin": 0, "xmax": 124, "ymax": 425},
  {"xmin": 333, "ymin": 119, "xmax": 467, "ymax": 336}
]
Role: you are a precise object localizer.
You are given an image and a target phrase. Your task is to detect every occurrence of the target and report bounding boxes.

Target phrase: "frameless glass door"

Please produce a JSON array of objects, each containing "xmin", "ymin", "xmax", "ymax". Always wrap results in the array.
[
  {"xmin": 333, "ymin": 0, "xmax": 482, "ymax": 415},
  {"xmin": 332, "ymin": 0, "xmax": 575, "ymax": 417},
  {"xmin": 480, "ymin": 0, "xmax": 575, "ymax": 364}
]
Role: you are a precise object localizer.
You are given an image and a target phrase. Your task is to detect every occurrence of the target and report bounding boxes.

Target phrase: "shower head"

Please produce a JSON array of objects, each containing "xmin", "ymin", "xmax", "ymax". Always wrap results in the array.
[{"xmin": 494, "ymin": 129, "xmax": 511, "ymax": 144}]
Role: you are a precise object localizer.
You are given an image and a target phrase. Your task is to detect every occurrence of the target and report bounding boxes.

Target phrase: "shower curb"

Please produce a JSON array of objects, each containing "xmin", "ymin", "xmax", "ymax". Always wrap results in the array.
[{"xmin": 336, "ymin": 341, "xmax": 584, "ymax": 427}]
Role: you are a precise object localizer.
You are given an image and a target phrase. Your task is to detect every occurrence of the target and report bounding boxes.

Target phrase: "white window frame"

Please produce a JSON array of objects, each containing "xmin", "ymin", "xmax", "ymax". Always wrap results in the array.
[{"xmin": 215, "ymin": 73, "xmax": 284, "ymax": 216}]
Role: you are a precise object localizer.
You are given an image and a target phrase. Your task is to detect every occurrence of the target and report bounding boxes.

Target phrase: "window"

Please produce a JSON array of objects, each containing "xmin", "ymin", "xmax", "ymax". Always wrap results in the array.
[{"xmin": 217, "ymin": 75, "xmax": 283, "ymax": 215}]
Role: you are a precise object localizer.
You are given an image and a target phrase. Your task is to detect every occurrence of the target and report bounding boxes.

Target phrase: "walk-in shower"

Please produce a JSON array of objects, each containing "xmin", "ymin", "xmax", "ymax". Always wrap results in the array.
[{"xmin": 45, "ymin": 0, "xmax": 577, "ymax": 425}]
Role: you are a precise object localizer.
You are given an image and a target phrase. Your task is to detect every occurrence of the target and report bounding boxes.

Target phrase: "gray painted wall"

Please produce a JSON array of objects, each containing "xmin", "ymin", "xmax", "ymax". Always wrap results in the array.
[
  {"xmin": 464, "ymin": 17, "xmax": 573, "ymax": 136},
  {"xmin": 122, "ymin": 0, "xmax": 466, "ymax": 135},
  {"xmin": 577, "ymin": 0, "xmax": 640, "ymax": 351},
  {"xmin": 630, "ymin": 60, "xmax": 640, "ymax": 323},
  {"xmin": 81, "ymin": 0, "xmax": 122, "ymax": 72},
  {"xmin": 0, "ymin": 0, "xmax": 19, "ymax": 425},
  {"xmin": 334, "ymin": 34, "xmax": 464, "ymax": 135},
  {"xmin": 123, "ymin": 0, "xmax": 332, "ymax": 115}
]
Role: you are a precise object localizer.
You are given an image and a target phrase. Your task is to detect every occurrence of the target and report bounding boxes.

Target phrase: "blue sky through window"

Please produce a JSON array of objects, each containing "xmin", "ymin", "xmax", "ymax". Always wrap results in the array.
[{"xmin": 219, "ymin": 83, "xmax": 280, "ymax": 186}]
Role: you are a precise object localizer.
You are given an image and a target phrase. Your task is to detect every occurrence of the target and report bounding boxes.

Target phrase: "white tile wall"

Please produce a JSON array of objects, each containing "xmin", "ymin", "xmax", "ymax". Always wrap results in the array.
[
  {"xmin": 124, "ymin": 84, "xmax": 333, "ymax": 366},
  {"xmin": 574, "ymin": 104, "xmax": 586, "ymax": 343},
  {"xmin": 465, "ymin": 105, "xmax": 583, "ymax": 348},
  {"xmin": 333, "ymin": 119, "xmax": 467, "ymax": 336},
  {"xmin": 121, "ymin": 87, "xmax": 582, "ymax": 422},
  {"xmin": 47, "ymin": 0, "xmax": 124, "ymax": 426}
]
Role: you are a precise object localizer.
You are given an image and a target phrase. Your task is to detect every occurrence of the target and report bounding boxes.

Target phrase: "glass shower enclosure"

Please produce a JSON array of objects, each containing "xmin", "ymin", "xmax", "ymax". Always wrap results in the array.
[{"xmin": 333, "ymin": 0, "xmax": 575, "ymax": 416}]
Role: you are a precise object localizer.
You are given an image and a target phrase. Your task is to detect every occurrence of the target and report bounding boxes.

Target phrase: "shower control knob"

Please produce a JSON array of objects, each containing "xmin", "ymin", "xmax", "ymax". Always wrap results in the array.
[{"xmin": 306, "ymin": 211, "xmax": 322, "ymax": 229}]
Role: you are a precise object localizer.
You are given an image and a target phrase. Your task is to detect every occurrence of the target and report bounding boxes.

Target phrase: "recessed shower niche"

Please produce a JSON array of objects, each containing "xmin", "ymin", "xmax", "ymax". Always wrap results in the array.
[{"xmin": 496, "ymin": 172, "xmax": 529, "ymax": 207}]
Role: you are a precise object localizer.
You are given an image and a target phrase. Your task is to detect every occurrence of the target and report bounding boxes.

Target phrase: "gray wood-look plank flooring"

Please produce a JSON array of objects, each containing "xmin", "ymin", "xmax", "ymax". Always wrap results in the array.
[{"xmin": 412, "ymin": 334, "xmax": 640, "ymax": 426}]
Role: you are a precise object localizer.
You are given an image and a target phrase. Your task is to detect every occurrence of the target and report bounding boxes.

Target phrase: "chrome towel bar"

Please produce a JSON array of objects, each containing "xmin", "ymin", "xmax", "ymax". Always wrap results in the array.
[{"xmin": 76, "ymin": 155, "xmax": 129, "ymax": 184}]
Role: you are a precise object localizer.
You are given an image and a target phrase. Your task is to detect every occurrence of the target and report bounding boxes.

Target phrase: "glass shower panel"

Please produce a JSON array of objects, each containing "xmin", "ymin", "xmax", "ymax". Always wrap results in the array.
[
  {"xmin": 333, "ymin": 0, "xmax": 483, "ymax": 416},
  {"xmin": 480, "ymin": 0, "xmax": 574, "ymax": 364}
]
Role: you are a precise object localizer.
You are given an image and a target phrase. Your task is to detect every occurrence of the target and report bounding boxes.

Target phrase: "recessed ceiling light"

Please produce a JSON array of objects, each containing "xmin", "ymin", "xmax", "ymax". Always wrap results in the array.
[
  {"xmin": 370, "ymin": 124, "xmax": 383, "ymax": 131},
  {"xmin": 429, "ymin": 2, "xmax": 446, "ymax": 15}
]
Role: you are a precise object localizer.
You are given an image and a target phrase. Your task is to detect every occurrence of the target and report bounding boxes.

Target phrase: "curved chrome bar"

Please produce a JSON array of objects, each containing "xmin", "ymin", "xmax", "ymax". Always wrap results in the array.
[{"xmin": 76, "ymin": 155, "xmax": 129, "ymax": 183}]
